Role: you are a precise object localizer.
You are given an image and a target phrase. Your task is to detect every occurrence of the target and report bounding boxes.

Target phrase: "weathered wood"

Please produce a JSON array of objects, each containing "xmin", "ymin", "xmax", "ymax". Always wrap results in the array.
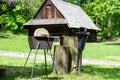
[
  {"xmin": 87, "ymin": 30, "xmax": 97, "ymax": 42},
  {"xmin": 23, "ymin": 19, "xmax": 67, "ymax": 26},
  {"xmin": 60, "ymin": 36, "xmax": 78, "ymax": 68},
  {"xmin": 35, "ymin": 0, "xmax": 64, "ymax": 19},
  {"xmin": 0, "ymin": 68, "xmax": 6, "ymax": 77},
  {"xmin": 53, "ymin": 45, "xmax": 72, "ymax": 73}
]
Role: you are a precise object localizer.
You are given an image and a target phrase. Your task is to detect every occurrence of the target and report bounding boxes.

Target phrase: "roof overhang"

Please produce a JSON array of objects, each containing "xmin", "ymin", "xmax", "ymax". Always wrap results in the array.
[
  {"xmin": 0, "ymin": 0, "xmax": 19, "ymax": 4},
  {"xmin": 23, "ymin": 19, "xmax": 68, "ymax": 28},
  {"xmin": 51, "ymin": 0, "xmax": 101, "ymax": 31}
]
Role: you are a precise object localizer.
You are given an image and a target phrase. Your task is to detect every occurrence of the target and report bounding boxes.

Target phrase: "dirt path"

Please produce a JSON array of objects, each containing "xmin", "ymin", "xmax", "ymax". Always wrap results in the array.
[
  {"xmin": 0, "ymin": 51, "xmax": 52, "ymax": 60},
  {"xmin": 0, "ymin": 51, "xmax": 120, "ymax": 66}
]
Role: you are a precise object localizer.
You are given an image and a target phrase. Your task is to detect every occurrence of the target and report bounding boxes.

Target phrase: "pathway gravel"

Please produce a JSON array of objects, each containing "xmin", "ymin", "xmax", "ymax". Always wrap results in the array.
[{"xmin": 0, "ymin": 51, "xmax": 120, "ymax": 66}]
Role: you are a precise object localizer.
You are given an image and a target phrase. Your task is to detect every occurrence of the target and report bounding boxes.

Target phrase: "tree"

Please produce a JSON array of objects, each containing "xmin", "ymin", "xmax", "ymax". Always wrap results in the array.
[
  {"xmin": 67, "ymin": 0, "xmax": 120, "ymax": 38},
  {"xmin": 0, "ymin": 0, "xmax": 43, "ymax": 34},
  {"xmin": 65, "ymin": 0, "xmax": 94, "ymax": 6},
  {"xmin": 83, "ymin": 0, "xmax": 120, "ymax": 37}
]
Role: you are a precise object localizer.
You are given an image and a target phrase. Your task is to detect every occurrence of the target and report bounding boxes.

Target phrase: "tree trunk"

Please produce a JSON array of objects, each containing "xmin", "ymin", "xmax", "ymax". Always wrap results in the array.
[{"xmin": 107, "ymin": 16, "xmax": 112, "ymax": 37}]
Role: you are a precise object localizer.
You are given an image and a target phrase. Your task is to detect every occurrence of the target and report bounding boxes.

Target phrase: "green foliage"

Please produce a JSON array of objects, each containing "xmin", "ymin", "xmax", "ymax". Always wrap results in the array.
[
  {"xmin": 66, "ymin": 0, "xmax": 93, "ymax": 6},
  {"xmin": 0, "ymin": 0, "xmax": 43, "ymax": 34},
  {"xmin": 0, "ymin": 0, "xmax": 120, "ymax": 38},
  {"xmin": 67, "ymin": 0, "xmax": 120, "ymax": 38},
  {"xmin": 83, "ymin": 0, "xmax": 120, "ymax": 37}
]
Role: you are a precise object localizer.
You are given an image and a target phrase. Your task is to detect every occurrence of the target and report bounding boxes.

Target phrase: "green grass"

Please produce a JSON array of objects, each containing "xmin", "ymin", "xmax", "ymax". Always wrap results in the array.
[
  {"xmin": 83, "ymin": 42, "xmax": 120, "ymax": 61},
  {"xmin": 0, "ymin": 35, "xmax": 29, "ymax": 52},
  {"xmin": 0, "ymin": 56, "xmax": 120, "ymax": 80},
  {"xmin": 0, "ymin": 35, "xmax": 120, "ymax": 61},
  {"xmin": 0, "ymin": 35, "xmax": 120, "ymax": 79},
  {"xmin": 0, "ymin": 35, "xmax": 59, "ymax": 54}
]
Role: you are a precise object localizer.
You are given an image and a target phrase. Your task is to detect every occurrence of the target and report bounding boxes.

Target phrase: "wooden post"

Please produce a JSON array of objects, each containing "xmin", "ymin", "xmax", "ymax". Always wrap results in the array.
[
  {"xmin": 76, "ymin": 50, "xmax": 83, "ymax": 72},
  {"xmin": 60, "ymin": 36, "xmax": 78, "ymax": 68},
  {"xmin": 53, "ymin": 45, "xmax": 72, "ymax": 73}
]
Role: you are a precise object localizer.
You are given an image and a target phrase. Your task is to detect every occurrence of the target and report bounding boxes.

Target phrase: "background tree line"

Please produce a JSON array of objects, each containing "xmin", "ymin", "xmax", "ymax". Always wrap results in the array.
[
  {"xmin": 67, "ymin": 0, "xmax": 120, "ymax": 39},
  {"xmin": 0, "ymin": 0, "xmax": 43, "ymax": 35},
  {"xmin": 0, "ymin": 0, "xmax": 120, "ymax": 39}
]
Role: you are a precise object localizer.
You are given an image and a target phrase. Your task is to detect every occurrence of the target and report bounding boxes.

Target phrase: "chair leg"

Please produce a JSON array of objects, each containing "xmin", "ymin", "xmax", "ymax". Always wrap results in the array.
[
  {"xmin": 21, "ymin": 49, "xmax": 32, "ymax": 76},
  {"xmin": 31, "ymin": 42, "xmax": 40, "ymax": 80}
]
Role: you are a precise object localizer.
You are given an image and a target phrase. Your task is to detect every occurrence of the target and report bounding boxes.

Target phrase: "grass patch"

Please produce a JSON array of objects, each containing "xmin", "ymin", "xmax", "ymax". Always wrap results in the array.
[
  {"xmin": 0, "ymin": 56, "xmax": 120, "ymax": 80},
  {"xmin": 0, "ymin": 35, "xmax": 120, "ymax": 61},
  {"xmin": 0, "ymin": 35, "xmax": 29, "ymax": 52},
  {"xmin": 83, "ymin": 42, "xmax": 120, "ymax": 61},
  {"xmin": 0, "ymin": 35, "xmax": 59, "ymax": 54}
]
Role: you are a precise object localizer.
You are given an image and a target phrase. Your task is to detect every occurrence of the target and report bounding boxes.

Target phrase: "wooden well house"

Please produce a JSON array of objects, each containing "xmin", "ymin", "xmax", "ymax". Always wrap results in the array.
[
  {"xmin": 23, "ymin": 0, "xmax": 100, "ymax": 44},
  {"xmin": 23, "ymin": 0, "xmax": 100, "ymax": 73}
]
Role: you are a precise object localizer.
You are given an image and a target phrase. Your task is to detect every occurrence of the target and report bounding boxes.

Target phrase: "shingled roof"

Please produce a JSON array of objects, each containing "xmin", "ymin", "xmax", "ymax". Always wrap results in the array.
[
  {"xmin": 23, "ymin": 19, "xmax": 68, "ymax": 26},
  {"xmin": 23, "ymin": 0, "xmax": 100, "ymax": 31},
  {"xmin": 0, "ymin": 0, "xmax": 19, "ymax": 4},
  {"xmin": 51, "ymin": 0, "xmax": 100, "ymax": 30}
]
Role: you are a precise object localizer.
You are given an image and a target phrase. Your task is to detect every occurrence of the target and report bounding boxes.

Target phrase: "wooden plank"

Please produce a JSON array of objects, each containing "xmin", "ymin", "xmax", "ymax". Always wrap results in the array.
[
  {"xmin": 23, "ymin": 19, "xmax": 67, "ymax": 26},
  {"xmin": 53, "ymin": 45, "xmax": 72, "ymax": 73},
  {"xmin": 60, "ymin": 36, "xmax": 78, "ymax": 68},
  {"xmin": 34, "ymin": 0, "xmax": 64, "ymax": 19}
]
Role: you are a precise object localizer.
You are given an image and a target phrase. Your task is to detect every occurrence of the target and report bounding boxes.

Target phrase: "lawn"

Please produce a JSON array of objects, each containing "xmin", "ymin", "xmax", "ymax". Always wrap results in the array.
[
  {"xmin": 0, "ymin": 35, "xmax": 120, "ymax": 80},
  {"xmin": 83, "ymin": 42, "xmax": 120, "ymax": 61},
  {"xmin": 0, "ymin": 56, "xmax": 120, "ymax": 80},
  {"xmin": 0, "ymin": 35, "xmax": 120, "ymax": 61},
  {"xmin": 0, "ymin": 35, "xmax": 29, "ymax": 52}
]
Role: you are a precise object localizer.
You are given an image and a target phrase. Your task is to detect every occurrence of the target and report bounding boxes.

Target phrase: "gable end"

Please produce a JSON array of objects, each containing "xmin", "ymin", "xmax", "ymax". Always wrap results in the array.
[{"xmin": 34, "ymin": 0, "xmax": 64, "ymax": 19}]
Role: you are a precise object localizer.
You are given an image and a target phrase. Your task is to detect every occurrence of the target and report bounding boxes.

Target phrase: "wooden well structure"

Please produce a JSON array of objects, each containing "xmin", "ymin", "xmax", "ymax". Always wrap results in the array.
[{"xmin": 22, "ymin": 0, "xmax": 100, "ymax": 74}]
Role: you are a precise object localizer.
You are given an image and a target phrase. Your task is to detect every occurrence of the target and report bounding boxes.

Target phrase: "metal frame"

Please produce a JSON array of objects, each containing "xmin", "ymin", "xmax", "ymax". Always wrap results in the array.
[{"xmin": 21, "ymin": 37, "xmax": 52, "ymax": 79}]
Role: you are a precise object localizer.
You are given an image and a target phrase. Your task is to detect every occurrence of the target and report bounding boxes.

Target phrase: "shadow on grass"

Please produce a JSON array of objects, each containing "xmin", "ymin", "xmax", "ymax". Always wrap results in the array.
[
  {"xmin": 83, "ymin": 65, "xmax": 120, "ymax": 80},
  {"xmin": 104, "ymin": 42, "xmax": 120, "ymax": 45},
  {"xmin": 1, "ymin": 64, "xmax": 120, "ymax": 80},
  {"xmin": 41, "ymin": 76, "xmax": 63, "ymax": 80},
  {"xmin": 0, "ymin": 63, "xmax": 53, "ymax": 80}
]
